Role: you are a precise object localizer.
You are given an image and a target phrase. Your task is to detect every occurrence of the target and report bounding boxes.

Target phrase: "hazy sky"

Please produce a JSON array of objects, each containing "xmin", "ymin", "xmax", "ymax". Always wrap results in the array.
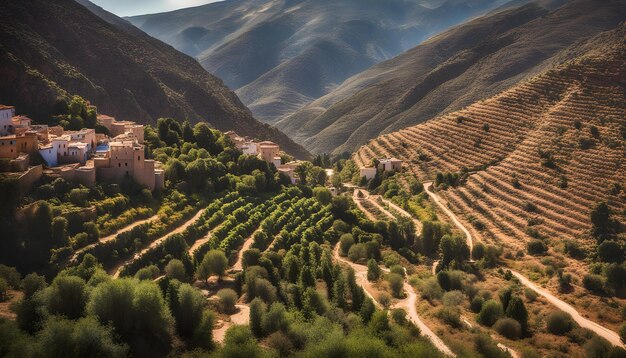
[{"xmin": 90, "ymin": 0, "xmax": 222, "ymax": 17}]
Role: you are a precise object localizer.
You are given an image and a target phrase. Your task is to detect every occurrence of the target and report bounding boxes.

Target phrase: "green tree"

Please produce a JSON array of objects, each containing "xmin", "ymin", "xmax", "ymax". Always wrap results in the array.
[
  {"xmin": 45, "ymin": 276, "xmax": 87, "ymax": 319},
  {"xmin": 22, "ymin": 273, "xmax": 47, "ymax": 299},
  {"xmin": 249, "ymin": 298, "xmax": 266, "ymax": 337},
  {"xmin": 175, "ymin": 284, "xmax": 205, "ymax": 340},
  {"xmin": 217, "ymin": 288, "xmax": 238, "ymax": 314},
  {"xmin": 387, "ymin": 273, "xmax": 404, "ymax": 298},
  {"xmin": 165, "ymin": 259, "xmax": 186, "ymax": 282},
  {"xmin": 360, "ymin": 297, "xmax": 376, "ymax": 323},
  {"xmin": 51, "ymin": 217, "xmax": 69, "ymax": 246},
  {"xmin": 313, "ymin": 187, "xmax": 332, "ymax": 205},
  {"xmin": 367, "ymin": 259, "xmax": 381, "ymax": 281},
  {"xmin": 477, "ymin": 300, "xmax": 503, "ymax": 327},
  {"xmin": 197, "ymin": 250, "xmax": 228, "ymax": 284},
  {"xmin": 505, "ymin": 296, "xmax": 528, "ymax": 335}
]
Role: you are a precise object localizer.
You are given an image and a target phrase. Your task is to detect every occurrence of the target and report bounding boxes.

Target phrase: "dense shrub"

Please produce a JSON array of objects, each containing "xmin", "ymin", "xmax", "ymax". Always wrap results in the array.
[
  {"xmin": 583, "ymin": 274, "xmax": 605, "ymax": 293},
  {"xmin": 527, "ymin": 240, "xmax": 548, "ymax": 255},
  {"xmin": 387, "ymin": 273, "xmax": 404, "ymax": 298},
  {"xmin": 217, "ymin": 289, "xmax": 238, "ymax": 314},
  {"xmin": 494, "ymin": 318, "xmax": 522, "ymax": 340},
  {"xmin": 477, "ymin": 300, "xmax": 503, "ymax": 327},
  {"xmin": 546, "ymin": 311, "xmax": 573, "ymax": 335}
]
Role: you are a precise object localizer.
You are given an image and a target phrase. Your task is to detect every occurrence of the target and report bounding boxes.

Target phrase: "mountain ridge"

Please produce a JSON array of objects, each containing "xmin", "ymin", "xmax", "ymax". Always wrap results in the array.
[
  {"xmin": 0, "ymin": 0, "xmax": 310, "ymax": 159},
  {"xmin": 128, "ymin": 0, "xmax": 515, "ymax": 122},
  {"xmin": 278, "ymin": 0, "xmax": 626, "ymax": 154}
]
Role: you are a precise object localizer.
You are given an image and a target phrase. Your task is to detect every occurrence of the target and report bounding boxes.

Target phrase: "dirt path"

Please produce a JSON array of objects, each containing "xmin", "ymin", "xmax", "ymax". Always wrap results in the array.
[
  {"xmin": 70, "ymin": 214, "xmax": 159, "ymax": 263},
  {"xmin": 424, "ymin": 182, "xmax": 625, "ymax": 348},
  {"xmin": 213, "ymin": 304, "xmax": 250, "ymax": 343},
  {"xmin": 353, "ymin": 189, "xmax": 379, "ymax": 222},
  {"xmin": 111, "ymin": 208, "xmax": 205, "ymax": 278},
  {"xmin": 232, "ymin": 229, "xmax": 260, "ymax": 271},
  {"xmin": 511, "ymin": 270, "xmax": 624, "ymax": 348},
  {"xmin": 374, "ymin": 195, "xmax": 423, "ymax": 233},
  {"xmin": 333, "ymin": 244, "xmax": 455, "ymax": 356},
  {"xmin": 424, "ymin": 182, "xmax": 473, "ymax": 258}
]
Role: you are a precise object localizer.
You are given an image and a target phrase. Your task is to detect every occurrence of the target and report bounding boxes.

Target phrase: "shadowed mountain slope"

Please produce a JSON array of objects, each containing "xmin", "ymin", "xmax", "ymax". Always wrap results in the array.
[
  {"xmin": 278, "ymin": 0, "xmax": 625, "ymax": 154},
  {"xmin": 0, "ymin": 0, "xmax": 310, "ymax": 159},
  {"xmin": 129, "ymin": 0, "xmax": 514, "ymax": 122}
]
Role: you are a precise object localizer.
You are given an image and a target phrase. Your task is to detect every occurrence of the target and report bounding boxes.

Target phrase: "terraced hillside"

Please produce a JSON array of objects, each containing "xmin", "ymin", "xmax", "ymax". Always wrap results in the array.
[
  {"xmin": 282, "ymin": 0, "xmax": 626, "ymax": 154},
  {"xmin": 355, "ymin": 25, "xmax": 626, "ymax": 255}
]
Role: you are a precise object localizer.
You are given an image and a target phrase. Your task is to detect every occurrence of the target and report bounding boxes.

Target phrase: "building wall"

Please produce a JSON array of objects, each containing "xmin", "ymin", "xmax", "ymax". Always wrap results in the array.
[
  {"xmin": 360, "ymin": 167, "xmax": 377, "ymax": 180},
  {"xmin": 16, "ymin": 165, "xmax": 42, "ymax": 195},
  {"xmin": 0, "ymin": 137, "xmax": 17, "ymax": 159},
  {"xmin": 259, "ymin": 145, "xmax": 279, "ymax": 162},
  {"xmin": 39, "ymin": 146, "xmax": 58, "ymax": 167},
  {"xmin": 0, "ymin": 108, "xmax": 15, "ymax": 136},
  {"xmin": 15, "ymin": 134, "xmax": 38, "ymax": 156},
  {"xmin": 74, "ymin": 167, "xmax": 96, "ymax": 187}
]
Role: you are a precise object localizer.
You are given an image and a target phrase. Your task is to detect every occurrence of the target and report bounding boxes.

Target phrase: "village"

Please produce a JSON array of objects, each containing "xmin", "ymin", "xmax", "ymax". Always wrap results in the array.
[{"xmin": 1, "ymin": 104, "xmax": 403, "ymax": 195}]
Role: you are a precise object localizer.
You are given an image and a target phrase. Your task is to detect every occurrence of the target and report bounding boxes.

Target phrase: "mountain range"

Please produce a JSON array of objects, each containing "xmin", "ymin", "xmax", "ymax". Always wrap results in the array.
[
  {"xmin": 128, "ymin": 0, "xmax": 515, "ymax": 123},
  {"xmin": 0, "ymin": 0, "xmax": 310, "ymax": 159},
  {"xmin": 277, "ymin": 0, "xmax": 626, "ymax": 154}
]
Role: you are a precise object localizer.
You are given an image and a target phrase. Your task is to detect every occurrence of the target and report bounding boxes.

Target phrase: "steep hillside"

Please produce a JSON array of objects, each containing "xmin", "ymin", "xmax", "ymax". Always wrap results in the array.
[
  {"xmin": 355, "ymin": 25, "xmax": 626, "ymax": 256},
  {"xmin": 280, "ymin": 0, "xmax": 626, "ymax": 154},
  {"xmin": 0, "ymin": 0, "xmax": 309, "ymax": 159},
  {"xmin": 129, "ymin": 0, "xmax": 513, "ymax": 122}
]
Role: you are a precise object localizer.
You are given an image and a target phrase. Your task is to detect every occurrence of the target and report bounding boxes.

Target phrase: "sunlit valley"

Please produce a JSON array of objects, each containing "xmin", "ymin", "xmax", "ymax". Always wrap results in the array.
[{"xmin": 0, "ymin": 0, "xmax": 624, "ymax": 357}]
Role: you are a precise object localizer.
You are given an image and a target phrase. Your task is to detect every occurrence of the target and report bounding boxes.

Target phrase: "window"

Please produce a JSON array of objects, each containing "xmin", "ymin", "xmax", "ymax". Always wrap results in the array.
[
  {"xmin": 118, "ymin": 163, "xmax": 121, "ymax": 167},
  {"xmin": 125, "ymin": 163, "xmax": 128, "ymax": 167},
  {"xmin": 138, "ymin": 156, "xmax": 140, "ymax": 161}
]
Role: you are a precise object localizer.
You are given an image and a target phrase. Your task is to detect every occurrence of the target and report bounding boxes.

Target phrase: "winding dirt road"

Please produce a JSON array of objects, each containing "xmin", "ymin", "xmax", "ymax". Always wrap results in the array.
[
  {"xmin": 333, "ymin": 244, "xmax": 455, "ymax": 356},
  {"xmin": 423, "ymin": 182, "xmax": 625, "ymax": 348},
  {"xmin": 424, "ymin": 182, "xmax": 473, "ymax": 257},
  {"xmin": 511, "ymin": 271, "xmax": 624, "ymax": 347}
]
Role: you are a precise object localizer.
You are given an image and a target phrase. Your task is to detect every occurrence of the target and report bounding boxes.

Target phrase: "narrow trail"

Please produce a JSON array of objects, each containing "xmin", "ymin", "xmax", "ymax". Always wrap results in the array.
[
  {"xmin": 511, "ymin": 271, "xmax": 624, "ymax": 348},
  {"xmin": 333, "ymin": 244, "xmax": 455, "ymax": 356},
  {"xmin": 374, "ymin": 195, "xmax": 423, "ymax": 233},
  {"xmin": 70, "ymin": 214, "xmax": 159, "ymax": 263},
  {"xmin": 424, "ymin": 182, "xmax": 473, "ymax": 258},
  {"xmin": 423, "ymin": 182, "xmax": 625, "ymax": 348},
  {"xmin": 111, "ymin": 208, "xmax": 205, "ymax": 278},
  {"xmin": 353, "ymin": 189, "xmax": 380, "ymax": 222},
  {"xmin": 232, "ymin": 228, "xmax": 260, "ymax": 271}
]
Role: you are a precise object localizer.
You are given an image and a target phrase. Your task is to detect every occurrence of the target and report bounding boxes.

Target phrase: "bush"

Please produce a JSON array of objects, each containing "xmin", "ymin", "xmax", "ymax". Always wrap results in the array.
[
  {"xmin": 420, "ymin": 277, "xmax": 443, "ymax": 301},
  {"xmin": 436, "ymin": 306, "xmax": 461, "ymax": 328},
  {"xmin": 546, "ymin": 311, "xmax": 573, "ymax": 335},
  {"xmin": 0, "ymin": 278, "xmax": 8, "ymax": 301},
  {"xmin": 470, "ymin": 296, "xmax": 484, "ymax": 313},
  {"xmin": 387, "ymin": 273, "xmax": 404, "ymax": 298},
  {"xmin": 620, "ymin": 323, "xmax": 626, "ymax": 344},
  {"xmin": 527, "ymin": 240, "xmax": 548, "ymax": 255},
  {"xmin": 524, "ymin": 287, "xmax": 538, "ymax": 302},
  {"xmin": 442, "ymin": 290, "xmax": 464, "ymax": 307},
  {"xmin": 378, "ymin": 292, "xmax": 391, "ymax": 309},
  {"xmin": 339, "ymin": 234, "xmax": 355, "ymax": 256},
  {"xmin": 477, "ymin": 300, "xmax": 503, "ymax": 327},
  {"xmin": 494, "ymin": 318, "xmax": 522, "ymax": 340},
  {"xmin": 217, "ymin": 288, "xmax": 238, "ymax": 314},
  {"xmin": 583, "ymin": 274, "xmax": 605, "ymax": 293},
  {"xmin": 22, "ymin": 273, "xmax": 47, "ymax": 299}
]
